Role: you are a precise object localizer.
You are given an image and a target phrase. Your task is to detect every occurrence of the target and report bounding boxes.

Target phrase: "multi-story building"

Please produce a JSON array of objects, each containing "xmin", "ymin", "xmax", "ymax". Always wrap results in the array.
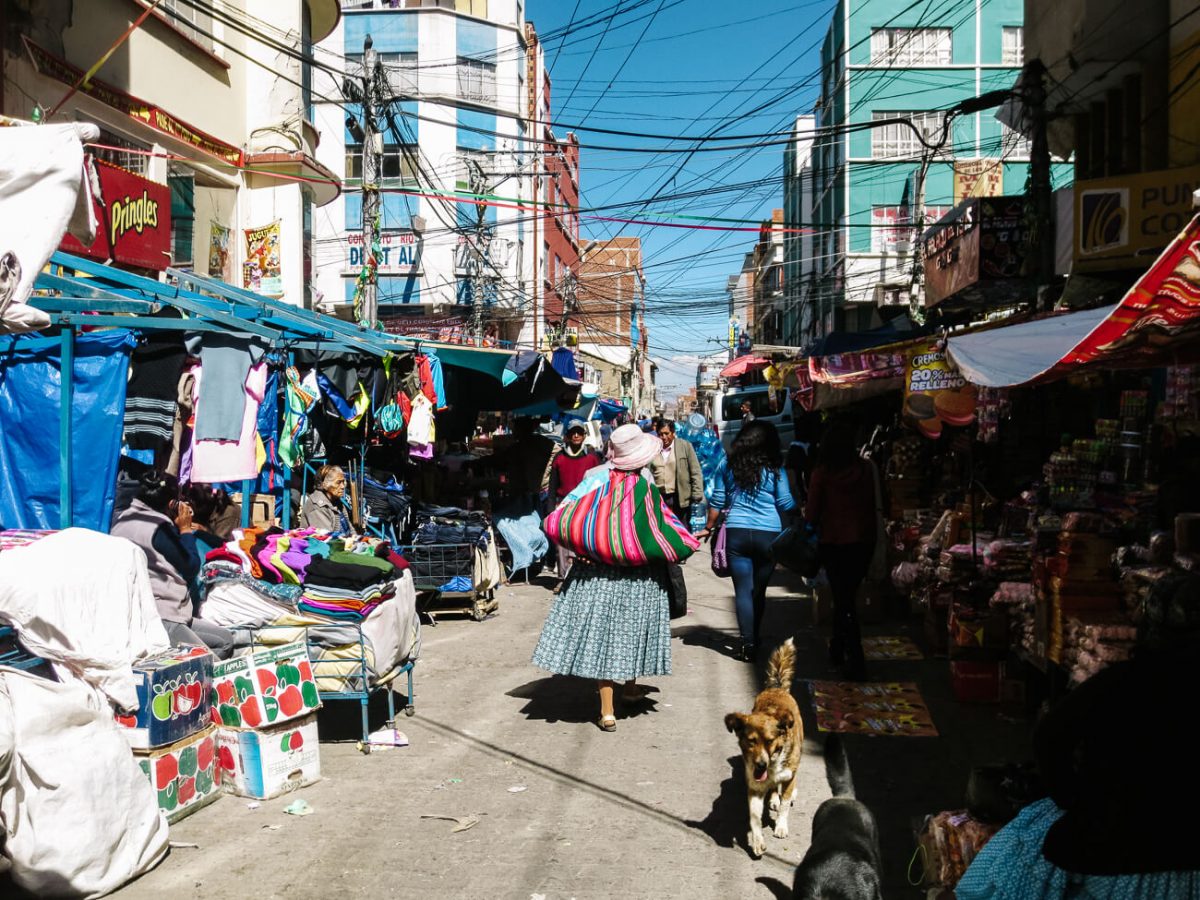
[
  {"xmin": 311, "ymin": 0, "xmax": 534, "ymax": 338},
  {"xmin": 1023, "ymin": 0, "xmax": 1200, "ymax": 282},
  {"xmin": 3, "ymin": 0, "xmax": 340, "ymax": 303},
  {"xmin": 525, "ymin": 23, "xmax": 581, "ymax": 349},
  {"xmin": 751, "ymin": 209, "xmax": 785, "ymax": 345},
  {"xmin": 726, "ymin": 251, "xmax": 755, "ymax": 358},
  {"xmin": 809, "ymin": 0, "xmax": 1072, "ymax": 338},
  {"xmin": 783, "ymin": 114, "xmax": 817, "ymax": 347},
  {"xmin": 574, "ymin": 236, "xmax": 649, "ymax": 410}
]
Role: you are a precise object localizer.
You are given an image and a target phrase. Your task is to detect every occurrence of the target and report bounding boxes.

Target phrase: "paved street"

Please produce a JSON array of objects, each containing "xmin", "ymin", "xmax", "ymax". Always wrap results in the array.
[
  {"xmin": 114, "ymin": 554, "xmax": 833, "ymax": 900},
  {"xmin": 111, "ymin": 549, "xmax": 1032, "ymax": 900}
]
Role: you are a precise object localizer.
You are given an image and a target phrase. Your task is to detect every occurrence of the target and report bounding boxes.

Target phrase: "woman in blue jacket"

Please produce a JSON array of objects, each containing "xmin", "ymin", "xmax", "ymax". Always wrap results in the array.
[{"xmin": 701, "ymin": 421, "xmax": 796, "ymax": 661}]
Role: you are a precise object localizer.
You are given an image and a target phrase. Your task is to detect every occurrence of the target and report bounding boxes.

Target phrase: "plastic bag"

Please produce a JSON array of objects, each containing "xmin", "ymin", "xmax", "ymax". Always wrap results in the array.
[{"xmin": 0, "ymin": 667, "xmax": 169, "ymax": 897}]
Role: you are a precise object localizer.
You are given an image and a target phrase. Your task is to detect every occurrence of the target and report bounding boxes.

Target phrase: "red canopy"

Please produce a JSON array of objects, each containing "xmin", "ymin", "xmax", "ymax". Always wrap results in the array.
[{"xmin": 719, "ymin": 355, "xmax": 770, "ymax": 379}]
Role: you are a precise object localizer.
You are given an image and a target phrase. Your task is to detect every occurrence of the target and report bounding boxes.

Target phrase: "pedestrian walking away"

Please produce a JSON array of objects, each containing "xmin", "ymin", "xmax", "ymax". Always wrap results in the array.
[
  {"xmin": 805, "ymin": 421, "xmax": 876, "ymax": 681},
  {"xmin": 701, "ymin": 420, "xmax": 797, "ymax": 661},
  {"xmin": 650, "ymin": 417, "xmax": 705, "ymax": 612},
  {"xmin": 532, "ymin": 423, "xmax": 677, "ymax": 732},
  {"xmin": 546, "ymin": 420, "xmax": 603, "ymax": 591}
]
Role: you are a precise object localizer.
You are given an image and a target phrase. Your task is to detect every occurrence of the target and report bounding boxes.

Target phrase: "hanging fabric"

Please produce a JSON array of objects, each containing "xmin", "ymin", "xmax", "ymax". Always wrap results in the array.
[{"xmin": 280, "ymin": 366, "xmax": 318, "ymax": 468}]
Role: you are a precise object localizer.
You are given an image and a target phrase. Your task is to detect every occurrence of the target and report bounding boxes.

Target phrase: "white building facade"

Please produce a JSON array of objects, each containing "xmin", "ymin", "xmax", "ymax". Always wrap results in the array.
[{"xmin": 312, "ymin": 0, "xmax": 538, "ymax": 340}]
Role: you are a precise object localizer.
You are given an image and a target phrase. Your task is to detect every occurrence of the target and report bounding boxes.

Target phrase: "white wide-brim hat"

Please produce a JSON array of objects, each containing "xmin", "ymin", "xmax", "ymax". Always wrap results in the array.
[{"xmin": 607, "ymin": 423, "xmax": 661, "ymax": 471}]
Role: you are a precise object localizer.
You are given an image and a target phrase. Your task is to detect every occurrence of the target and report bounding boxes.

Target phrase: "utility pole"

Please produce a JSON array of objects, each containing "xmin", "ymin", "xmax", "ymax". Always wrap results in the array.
[
  {"xmin": 360, "ymin": 35, "xmax": 381, "ymax": 328},
  {"xmin": 468, "ymin": 159, "xmax": 490, "ymax": 346},
  {"xmin": 1025, "ymin": 59, "xmax": 1055, "ymax": 311}
]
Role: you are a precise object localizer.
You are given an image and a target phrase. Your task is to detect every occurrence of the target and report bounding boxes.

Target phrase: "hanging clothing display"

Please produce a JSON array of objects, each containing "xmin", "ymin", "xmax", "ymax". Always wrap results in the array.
[
  {"xmin": 165, "ymin": 369, "xmax": 196, "ymax": 478},
  {"xmin": 407, "ymin": 393, "xmax": 435, "ymax": 446},
  {"xmin": 281, "ymin": 366, "xmax": 319, "ymax": 468},
  {"xmin": 191, "ymin": 361, "xmax": 268, "ymax": 483},
  {"xmin": 190, "ymin": 334, "xmax": 267, "ymax": 441},
  {"xmin": 122, "ymin": 336, "xmax": 186, "ymax": 453},
  {"xmin": 426, "ymin": 349, "xmax": 447, "ymax": 411}
]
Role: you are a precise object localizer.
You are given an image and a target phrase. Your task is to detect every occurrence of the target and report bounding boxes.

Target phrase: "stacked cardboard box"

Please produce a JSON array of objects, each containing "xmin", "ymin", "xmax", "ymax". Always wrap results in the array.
[
  {"xmin": 119, "ymin": 647, "xmax": 221, "ymax": 823},
  {"xmin": 211, "ymin": 641, "xmax": 323, "ymax": 799}
]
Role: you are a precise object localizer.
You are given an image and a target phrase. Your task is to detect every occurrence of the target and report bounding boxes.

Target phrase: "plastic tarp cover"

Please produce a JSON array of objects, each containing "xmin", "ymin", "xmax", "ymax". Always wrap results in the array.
[
  {"xmin": 494, "ymin": 508, "xmax": 549, "ymax": 574},
  {"xmin": 947, "ymin": 305, "xmax": 1117, "ymax": 388},
  {"xmin": 0, "ymin": 667, "xmax": 169, "ymax": 898},
  {"xmin": 0, "ymin": 329, "xmax": 134, "ymax": 531}
]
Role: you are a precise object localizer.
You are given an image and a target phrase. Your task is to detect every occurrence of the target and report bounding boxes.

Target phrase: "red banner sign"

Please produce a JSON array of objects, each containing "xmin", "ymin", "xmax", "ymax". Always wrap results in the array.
[{"xmin": 60, "ymin": 159, "xmax": 173, "ymax": 271}]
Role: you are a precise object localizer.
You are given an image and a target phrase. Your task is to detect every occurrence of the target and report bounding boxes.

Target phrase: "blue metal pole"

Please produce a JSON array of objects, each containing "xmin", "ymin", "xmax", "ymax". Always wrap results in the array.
[
  {"xmin": 241, "ymin": 478, "xmax": 253, "ymax": 528},
  {"xmin": 280, "ymin": 353, "xmax": 293, "ymax": 530},
  {"xmin": 59, "ymin": 330, "xmax": 74, "ymax": 529}
]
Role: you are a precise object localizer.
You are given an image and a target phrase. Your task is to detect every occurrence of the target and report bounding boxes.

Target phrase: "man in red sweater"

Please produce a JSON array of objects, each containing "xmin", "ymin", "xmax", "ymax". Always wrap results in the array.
[{"xmin": 547, "ymin": 422, "xmax": 602, "ymax": 591}]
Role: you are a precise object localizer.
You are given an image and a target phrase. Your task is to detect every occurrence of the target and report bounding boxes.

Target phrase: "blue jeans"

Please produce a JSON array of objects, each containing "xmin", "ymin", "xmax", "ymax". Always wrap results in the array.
[{"xmin": 726, "ymin": 528, "xmax": 778, "ymax": 647}]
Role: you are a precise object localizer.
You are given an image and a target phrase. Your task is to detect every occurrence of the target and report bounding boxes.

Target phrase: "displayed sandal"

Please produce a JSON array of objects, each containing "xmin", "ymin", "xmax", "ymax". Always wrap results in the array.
[{"xmin": 597, "ymin": 714, "xmax": 617, "ymax": 732}]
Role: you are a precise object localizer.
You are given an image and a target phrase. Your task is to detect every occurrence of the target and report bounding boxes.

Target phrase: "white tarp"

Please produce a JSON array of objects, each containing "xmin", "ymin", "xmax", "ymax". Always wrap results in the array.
[
  {"xmin": 946, "ymin": 304, "xmax": 1118, "ymax": 388},
  {"xmin": 0, "ymin": 121, "xmax": 100, "ymax": 334},
  {"xmin": 0, "ymin": 666, "xmax": 168, "ymax": 897},
  {"xmin": 0, "ymin": 529, "xmax": 169, "ymax": 711}
]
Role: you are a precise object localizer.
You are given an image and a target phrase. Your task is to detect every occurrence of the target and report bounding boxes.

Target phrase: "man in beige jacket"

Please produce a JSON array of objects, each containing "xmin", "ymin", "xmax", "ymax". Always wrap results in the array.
[{"xmin": 650, "ymin": 419, "xmax": 705, "ymax": 521}]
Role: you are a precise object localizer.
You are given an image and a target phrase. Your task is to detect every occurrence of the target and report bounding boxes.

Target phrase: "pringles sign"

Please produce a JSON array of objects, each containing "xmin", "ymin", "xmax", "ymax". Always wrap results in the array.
[{"xmin": 60, "ymin": 158, "xmax": 172, "ymax": 271}]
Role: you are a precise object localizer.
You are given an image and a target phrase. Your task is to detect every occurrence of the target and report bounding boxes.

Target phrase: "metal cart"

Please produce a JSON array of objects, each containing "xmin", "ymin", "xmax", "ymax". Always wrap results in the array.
[
  {"xmin": 400, "ymin": 540, "xmax": 499, "ymax": 622},
  {"xmin": 246, "ymin": 623, "xmax": 415, "ymax": 754}
]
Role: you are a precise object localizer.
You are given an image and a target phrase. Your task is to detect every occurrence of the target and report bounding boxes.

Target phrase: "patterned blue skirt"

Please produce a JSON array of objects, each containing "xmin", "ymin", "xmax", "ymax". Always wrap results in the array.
[
  {"xmin": 531, "ymin": 561, "xmax": 671, "ymax": 682},
  {"xmin": 957, "ymin": 798, "xmax": 1199, "ymax": 900}
]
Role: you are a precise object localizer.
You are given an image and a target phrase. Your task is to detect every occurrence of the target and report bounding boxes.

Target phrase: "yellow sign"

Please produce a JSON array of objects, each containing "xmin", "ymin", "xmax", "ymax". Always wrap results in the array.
[
  {"xmin": 953, "ymin": 159, "xmax": 1004, "ymax": 204},
  {"xmin": 903, "ymin": 341, "xmax": 976, "ymax": 440},
  {"xmin": 1074, "ymin": 164, "xmax": 1200, "ymax": 272}
]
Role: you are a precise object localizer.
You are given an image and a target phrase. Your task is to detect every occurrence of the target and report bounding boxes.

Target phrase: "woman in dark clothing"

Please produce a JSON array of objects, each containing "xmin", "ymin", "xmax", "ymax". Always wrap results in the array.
[
  {"xmin": 958, "ymin": 627, "xmax": 1200, "ymax": 899},
  {"xmin": 804, "ymin": 421, "xmax": 875, "ymax": 680}
]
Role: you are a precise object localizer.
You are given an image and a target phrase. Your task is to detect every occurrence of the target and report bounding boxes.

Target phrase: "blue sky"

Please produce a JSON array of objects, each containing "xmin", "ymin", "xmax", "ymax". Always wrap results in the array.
[{"xmin": 526, "ymin": 0, "xmax": 834, "ymax": 397}]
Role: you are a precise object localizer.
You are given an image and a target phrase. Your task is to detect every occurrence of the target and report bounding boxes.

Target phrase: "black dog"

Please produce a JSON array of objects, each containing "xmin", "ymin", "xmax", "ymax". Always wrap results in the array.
[{"xmin": 792, "ymin": 733, "xmax": 882, "ymax": 900}]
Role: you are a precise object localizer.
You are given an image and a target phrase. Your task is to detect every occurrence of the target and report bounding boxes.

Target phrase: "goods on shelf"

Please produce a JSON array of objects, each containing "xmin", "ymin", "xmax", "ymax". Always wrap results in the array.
[{"xmin": 918, "ymin": 810, "xmax": 1002, "ymax": 889}]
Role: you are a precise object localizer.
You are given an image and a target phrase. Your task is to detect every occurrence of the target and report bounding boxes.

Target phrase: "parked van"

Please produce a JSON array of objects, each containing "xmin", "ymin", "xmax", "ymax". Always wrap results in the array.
[{"xmin": 714, "ymin": 385, "xmax": 794, "ymax": 451}]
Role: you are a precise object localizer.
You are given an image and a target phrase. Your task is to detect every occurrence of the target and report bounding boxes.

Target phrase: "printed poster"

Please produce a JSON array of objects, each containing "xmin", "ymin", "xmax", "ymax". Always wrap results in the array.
[
  {"xmin": 243, "ymin": 220, "xmax": 282, "ymax": 296},
  {"xmin": 208, "ymin": 221, "xmax": 231, "ymax": 281},
  {"xmin": 903, "ymin": 340, "xmax": 976, "ymax": 439}
]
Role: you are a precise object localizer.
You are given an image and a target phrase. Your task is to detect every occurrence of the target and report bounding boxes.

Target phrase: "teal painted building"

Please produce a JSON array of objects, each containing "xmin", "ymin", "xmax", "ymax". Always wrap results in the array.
[{"xmin": 808, "ymin": 0, "xmax": 1072, "ymax": 339}]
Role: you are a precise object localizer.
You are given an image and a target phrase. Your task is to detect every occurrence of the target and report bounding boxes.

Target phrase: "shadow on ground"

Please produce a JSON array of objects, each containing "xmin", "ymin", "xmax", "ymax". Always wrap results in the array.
[
  {"xmin": 506, "ymin": 675, "xmax": 661, "ymax": 724},
  {"xmin": 684, "ymin": 754, "xmax": 750, "ymax": 852}
]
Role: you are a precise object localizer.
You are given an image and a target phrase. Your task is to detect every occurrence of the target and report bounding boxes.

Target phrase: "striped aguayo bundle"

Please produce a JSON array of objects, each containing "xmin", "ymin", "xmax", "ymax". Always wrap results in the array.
[{"xmin": 544, "ymin": 469, "xmax": 700, "ymax": 567}]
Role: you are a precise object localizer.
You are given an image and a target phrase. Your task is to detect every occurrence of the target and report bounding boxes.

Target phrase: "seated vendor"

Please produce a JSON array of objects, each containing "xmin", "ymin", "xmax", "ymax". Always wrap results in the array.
[
  {"xmin": 110, "ymin": 471, "xmax": 235, "ymax": 659},
  {"xmin": 299, "ymin": 464, "xmax": 359, "ymax": 535}
]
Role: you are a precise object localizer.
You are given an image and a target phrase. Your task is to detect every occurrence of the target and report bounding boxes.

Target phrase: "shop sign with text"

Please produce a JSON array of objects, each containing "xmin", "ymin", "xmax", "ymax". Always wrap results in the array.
[
  {"xmin": 60, "ymin": 159, "xmax": 172, "ymax": 270},
  {"xmin": 345, "ymin": 230, "xmax": 421, "ymax": 275},
  {"xmin": 1075, "ymin": 164, "xmax": 1200, "ymax": 272},
  {"xmin": 903, "ymin": 341, "xmax": 976, "ymax": 439}
]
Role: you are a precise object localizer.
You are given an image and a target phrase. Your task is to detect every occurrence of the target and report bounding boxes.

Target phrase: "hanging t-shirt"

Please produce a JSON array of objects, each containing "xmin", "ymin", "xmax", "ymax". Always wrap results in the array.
[
  {"xmin": 191, "ymin": 362, "xmax": 269, "ymax": 483},
  {"xmin": 425, "ymin": 350, "xmax": 447, "ymax": 411},
  {"xmin": 407, "ymin": 393, "xmax": 435, "ymax": 446}
]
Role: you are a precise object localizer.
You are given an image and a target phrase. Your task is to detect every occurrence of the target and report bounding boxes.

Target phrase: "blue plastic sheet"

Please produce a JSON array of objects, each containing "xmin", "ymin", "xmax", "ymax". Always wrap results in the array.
[
  {"xmin": 493, "ymin": 508, "xmax": 549, "ymax": 575},
  {"xmin": 0, "ymin": 330, "xmax": 134, "ymax": 531}
]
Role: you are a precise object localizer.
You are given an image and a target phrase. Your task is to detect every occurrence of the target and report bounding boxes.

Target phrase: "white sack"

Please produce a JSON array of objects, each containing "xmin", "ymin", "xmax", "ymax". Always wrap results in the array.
[
  {"xmin": 0, "ymin": 529, "xmax": 170, "ymax": 711},
  {"xmin": 0, "ymin": 666, "xmax": 168, "ymax": 897},
  {"xmin": 0, "ymin": 121, "xmax": 99, "ymax": 334}
]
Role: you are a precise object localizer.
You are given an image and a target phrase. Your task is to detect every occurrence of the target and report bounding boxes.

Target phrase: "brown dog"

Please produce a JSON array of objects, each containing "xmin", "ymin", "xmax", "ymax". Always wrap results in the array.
[{"xmin": 725, "ymin": 638, "xmax": 803, "ymax": 857}]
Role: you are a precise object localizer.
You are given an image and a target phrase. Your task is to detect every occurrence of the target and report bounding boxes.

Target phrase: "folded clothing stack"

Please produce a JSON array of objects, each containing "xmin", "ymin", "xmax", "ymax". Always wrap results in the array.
[{"xmin": 299, "ymin": 581, "xmax": 396, "ymax": 620}]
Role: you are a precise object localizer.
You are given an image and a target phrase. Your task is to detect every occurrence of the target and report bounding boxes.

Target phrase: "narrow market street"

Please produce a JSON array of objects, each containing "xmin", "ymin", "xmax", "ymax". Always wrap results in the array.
[{"xmin": 109, "ymin": 550, "xmax": 1031, "ymax": 900}]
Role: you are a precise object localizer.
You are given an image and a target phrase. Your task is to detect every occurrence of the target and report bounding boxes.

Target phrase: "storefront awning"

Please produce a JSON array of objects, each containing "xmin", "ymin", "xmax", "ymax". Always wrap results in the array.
[
  {"xmin": 948, "ymin": 212, "xmax": 1200, "ymax": 387},
  {"xmin": 947, "ymin": 304, "xmax": 1116, "ymax": 387},
  {"xmin": 719, "ymin": 355, "xmax": 769, "ymax": 378}
]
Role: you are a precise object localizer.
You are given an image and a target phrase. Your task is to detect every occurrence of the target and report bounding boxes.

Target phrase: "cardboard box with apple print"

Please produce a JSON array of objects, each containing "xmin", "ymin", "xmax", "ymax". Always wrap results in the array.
[
  {"xmin": 135, "ymin": 724, "xmax": 221, "ymax": 824},
  {"xmin": 118, "ymin": 646, "xmax": 213, "ymax": 749},
  {"xmin": 216, "ymin": 713, "xmax": 321, "ymax": 799},
  {"xmin": 210, "ymin": 641, "xmax": 321, "ymax": 729}
]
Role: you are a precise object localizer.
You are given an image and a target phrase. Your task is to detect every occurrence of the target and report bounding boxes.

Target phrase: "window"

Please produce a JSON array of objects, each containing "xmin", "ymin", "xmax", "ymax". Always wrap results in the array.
[
  {"xmin": 345, "ymin": 143, "xmax": 418, "ymax": 183},
  {"xmin": 456, "ymin": 0, "xmax": 488, "ymax": 16},
  {"xmin": 870, "ymin": 28, "xmax": 951, "ymax": 66},
  {"xmin": 347, "ymin": 52, "xmax": 419, "ymax": 99},
  {"xmin": 1000, "ymin": 122, "xmax": 1031, "ymax": 158},
  {"xmin": 871, "ymin": 111, "xmax": 946, "ymax": 159},
  {"xmin": 168, "ymin": 172, "xmax": 195, "ymax": 267},
  {"xmin": 158, "ymin": 0, "xmax": 214, "ymax": 51},
  {"xmin": 92, "ymin": 129, "xmax": 149, "ymax": 175},
  {"xmin": 1002, "ymin": 27, "xmax": 1024, "ymax": 66},
  {"xmin": 457, "ymin": 57, "xmax": 497, "ymax": 103}
]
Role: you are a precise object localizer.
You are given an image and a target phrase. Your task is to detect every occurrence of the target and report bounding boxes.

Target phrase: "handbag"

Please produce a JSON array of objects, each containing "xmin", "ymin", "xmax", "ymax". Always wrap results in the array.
[
  {"xmin": 710, "ymin": 520, "xmax": 731, "ymax": 578},
  {"xmin": 666, "ymin": 563, "xmax": 688, "ymax": 619},
  {"xmin": 769, "ymin": 520, "xmax": 821, "ymax": 578},
  {"xmin": 544, "ymin": 469, "xmax": 700, "ymax": 567}
]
